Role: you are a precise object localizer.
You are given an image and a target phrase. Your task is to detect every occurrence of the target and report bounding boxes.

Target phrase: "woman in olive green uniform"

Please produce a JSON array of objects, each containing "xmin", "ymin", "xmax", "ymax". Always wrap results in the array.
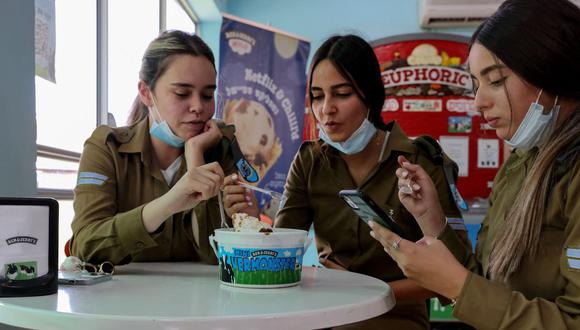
[
  {"xmin": 70, "ymin": 31, "xmax": 232, "ymax": 265},
  {"xmin": 370, "ymin": 0, "xmax": 580, "ymax": 329},
  {"xmin": 223, "ymin": 35, "xmax": 473, "ymax": 329}
]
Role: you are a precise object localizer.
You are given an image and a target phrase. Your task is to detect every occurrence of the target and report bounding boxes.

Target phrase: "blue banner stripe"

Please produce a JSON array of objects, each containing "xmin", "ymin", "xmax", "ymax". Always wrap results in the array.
[
  {"xmin": 77, "ymin": 178, "xmax": 105, "ymax": 186},
  {"xmin": 446, "ymin": 217, "xmax": 464, "ymax": 224},
  {"xmin": 568, "ymin": 258, "xmax": 580, "ymax": 270},
  {"xmin": 79, "ymin": 172, "xmax": 108, "ymax": 181},
  {"xmin": 567, "ymin": 248, "xmax": 580, "ymax": 259}
]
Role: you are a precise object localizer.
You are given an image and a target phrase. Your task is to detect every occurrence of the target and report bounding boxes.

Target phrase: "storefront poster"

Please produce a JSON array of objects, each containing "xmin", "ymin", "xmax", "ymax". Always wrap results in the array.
[
  {"xmin": 373, "ymin": 34, "xmax": 502, "ymax": 199},
  {"xmin": 217, "ymin": 17, "xmax": 310, "ymax": 214}
]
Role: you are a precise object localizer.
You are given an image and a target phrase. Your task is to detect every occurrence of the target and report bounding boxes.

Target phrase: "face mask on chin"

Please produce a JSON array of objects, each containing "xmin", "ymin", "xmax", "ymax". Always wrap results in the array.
[
  {"xmin": 148, "ymin": 93, "xmax": 185, "ymax": 148},
  {"xmin": 317, "ymin": 110, "xmax": 377, "ymax": 155},
  {"xmin": 506, "ymin": 89, "xmax": 560, "ymax": 149}
]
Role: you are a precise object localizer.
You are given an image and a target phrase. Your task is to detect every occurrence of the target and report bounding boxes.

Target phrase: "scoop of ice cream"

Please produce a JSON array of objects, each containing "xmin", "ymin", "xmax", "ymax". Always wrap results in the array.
[{"xmin": 232, "ymin": 213, "xmax": 273, "ymax": 233}]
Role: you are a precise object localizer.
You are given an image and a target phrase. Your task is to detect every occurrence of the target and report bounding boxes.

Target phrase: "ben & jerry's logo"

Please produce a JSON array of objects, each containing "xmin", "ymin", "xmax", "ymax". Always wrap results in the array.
[
  {"xmin": 225, "ymin": 30, "xmax": 256, "ymax": 55},
  {"xmin": 6, "ymin": 236, "xmax": 38, "ymax": 245}
]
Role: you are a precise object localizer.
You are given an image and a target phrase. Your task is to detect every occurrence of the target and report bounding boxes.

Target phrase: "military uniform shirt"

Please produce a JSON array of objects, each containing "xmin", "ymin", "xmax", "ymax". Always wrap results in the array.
[
  {"xmin": 70, "ymin": 118, "xmax": 235, "ymax": 265},
  {"xmin": 454, "ymin": 147, "xmax": 580, "ymax": 329},
  {"xmin": 276, "ymin": 121, "xmax": 472, "ymax": 329}
]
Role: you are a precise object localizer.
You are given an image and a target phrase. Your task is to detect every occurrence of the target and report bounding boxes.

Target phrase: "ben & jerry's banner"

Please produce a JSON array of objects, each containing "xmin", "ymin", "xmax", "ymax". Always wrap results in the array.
[{"xmin": 217, "ymin": 15, "xmax": 310, "ymax": 217}]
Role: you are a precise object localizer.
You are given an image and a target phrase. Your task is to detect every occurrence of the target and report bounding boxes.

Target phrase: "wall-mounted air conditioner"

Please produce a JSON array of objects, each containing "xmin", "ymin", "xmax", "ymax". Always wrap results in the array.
[
  {"xmin": 420, "ymin": 0, "xmax": 580, "ymax": 29},
  {"xmin": 419, "ymin": 0, "xmax": 503, "ymax": 28}
]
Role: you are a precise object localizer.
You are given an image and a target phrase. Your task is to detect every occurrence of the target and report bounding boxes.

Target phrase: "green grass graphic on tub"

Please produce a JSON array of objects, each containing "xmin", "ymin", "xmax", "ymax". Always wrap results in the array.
[{"xmin": 233, "ymin": 269, "xmax": 301, "ymax": 284}]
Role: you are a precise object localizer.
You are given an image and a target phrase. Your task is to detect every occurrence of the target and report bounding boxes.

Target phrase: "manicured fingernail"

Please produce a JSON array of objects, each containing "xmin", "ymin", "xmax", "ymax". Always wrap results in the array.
[
  {"xmin": 401, "ymin": 171, "xmax": 408, "ymax": 178},
  {"xmin": 413, "ymin": 184, "xmax": 421, "ymax": 190},
  {"xmin": 231, "ymin": 174, "xmax": 238, "ymax": 181},
  {"xmin": 369, "ymin": 231, "xmax": 376, "ymax": 238}
]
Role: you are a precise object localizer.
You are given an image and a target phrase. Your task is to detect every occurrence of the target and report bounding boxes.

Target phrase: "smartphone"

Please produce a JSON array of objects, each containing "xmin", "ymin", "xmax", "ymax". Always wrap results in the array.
[
  {"xmin": 339, "ymin": 189, "xmax": 408, "ymax": 239},
  {"xmin": 58, "ymin": 271, "xmax": 112, "ymax": 285}
]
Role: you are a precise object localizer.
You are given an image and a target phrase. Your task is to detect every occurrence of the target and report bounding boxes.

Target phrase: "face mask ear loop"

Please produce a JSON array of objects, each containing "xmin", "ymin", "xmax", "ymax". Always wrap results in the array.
[
  {"xmin": 552, "ymin": 95, "xmax": 559, "ymax": 110},
  {"xmin": 535, "ymin": 89, "xmax": 543, "ymax": 104},
  {"xmin": 149, "ymin": 91, "xmax": 163, "ymax": 123}
]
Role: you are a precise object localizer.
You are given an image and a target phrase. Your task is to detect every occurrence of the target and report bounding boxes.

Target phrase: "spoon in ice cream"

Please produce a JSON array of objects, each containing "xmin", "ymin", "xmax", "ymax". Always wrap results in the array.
[{"xmin": 238, "ymin": 183, "xmax": 286, "ymax": 208}]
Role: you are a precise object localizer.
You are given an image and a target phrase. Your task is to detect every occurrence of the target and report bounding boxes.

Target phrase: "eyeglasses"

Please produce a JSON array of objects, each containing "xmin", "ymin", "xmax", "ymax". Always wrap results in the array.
[
  {"xmin": 81, "ymin": 261, "xmax": 115, "ymax": 275},
  {"xmin": 61, "ymin": 256, "xmax": 115, "ymax": 275}
]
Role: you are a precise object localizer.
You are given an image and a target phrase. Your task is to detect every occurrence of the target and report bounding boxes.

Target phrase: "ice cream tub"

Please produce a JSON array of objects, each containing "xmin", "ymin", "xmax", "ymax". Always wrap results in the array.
[{"xmin": 209, "ymin": 228, "xmax": 309, "ymax": 288}]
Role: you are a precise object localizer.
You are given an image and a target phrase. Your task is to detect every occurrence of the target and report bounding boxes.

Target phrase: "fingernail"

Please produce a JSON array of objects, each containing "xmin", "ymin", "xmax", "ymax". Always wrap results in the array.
[
  {"xmin": 413, "ymin": 184, "xmax": 421, "ymax": 190},
  {"xmin": 401, "ymin": 171, "xmax": 408, "ymax": 178},
  {"xmin": 369, "ymin": 231, "xmax": 376, "ymax": 238},
  {"xmin": 368, "ymin": 220, "xmax": 375, "ymax": 228},
  {"xmin": 231, "ymin": 174, "xmax": 238, "ymax": 181},
  {"xmin": 247, "ymin": 202, "xmax": 253, "ymax": 206}
]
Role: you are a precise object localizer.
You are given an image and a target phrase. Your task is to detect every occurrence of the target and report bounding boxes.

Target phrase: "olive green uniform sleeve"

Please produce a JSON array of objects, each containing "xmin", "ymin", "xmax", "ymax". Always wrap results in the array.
[
  {"xmin": 274, "ymin": 142, "xmax": 314, "ymax": 232},
  {"xmin": 71, "ymin": 127, "xmax": 158, "ymax": 264},
  {"xmin": 453, "ymin": 161, "xmax": 580, "ymax": 329},
  {"xmin": 71, "ymin": 123, "xmax": 236, "ymax": 265}
]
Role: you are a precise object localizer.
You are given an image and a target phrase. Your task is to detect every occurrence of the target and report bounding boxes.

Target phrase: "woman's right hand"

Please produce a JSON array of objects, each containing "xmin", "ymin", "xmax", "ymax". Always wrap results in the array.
[
  {"xmin": 142, "ymin": 162, "xmax": 224, "ymax": 233},
  {"xmin": 222, "ymin": 174, "xmax": 260, "ymax": 218},
  {"xmin": 167, "ymin": 161, "xmax": 225, "ymax": 214},
  {"xmin": 396, "ymin": 155, "xmax": 446, "ymax": 237}
]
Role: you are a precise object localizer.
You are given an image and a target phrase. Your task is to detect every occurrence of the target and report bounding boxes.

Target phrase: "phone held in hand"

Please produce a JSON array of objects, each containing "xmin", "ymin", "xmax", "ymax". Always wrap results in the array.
[
  {"xmin": 58, "ymin": 271, "xmax": 112, "ymax": 285},
  {"xmin": 339, "ymin": 189, "xmax": 408, "ymax": 239}
]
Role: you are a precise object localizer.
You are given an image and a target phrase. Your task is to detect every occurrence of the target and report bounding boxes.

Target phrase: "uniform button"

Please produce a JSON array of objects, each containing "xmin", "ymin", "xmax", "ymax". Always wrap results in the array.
[{"xmin": 135, "ymin": 241, "xmax": 145, "ymax": 248}]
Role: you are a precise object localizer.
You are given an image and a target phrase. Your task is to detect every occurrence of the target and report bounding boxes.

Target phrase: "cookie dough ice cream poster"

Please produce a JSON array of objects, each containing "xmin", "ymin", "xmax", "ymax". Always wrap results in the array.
[{"xmin": 217, "ymin": 15, "xmax": 310, "ymax": 214}]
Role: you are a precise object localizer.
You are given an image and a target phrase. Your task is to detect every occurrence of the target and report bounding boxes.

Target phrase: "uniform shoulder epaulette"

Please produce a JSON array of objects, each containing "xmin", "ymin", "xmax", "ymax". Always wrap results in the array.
[{"xmin": 90, "ymin": 125, "xmax": 134, "ymax": 144}]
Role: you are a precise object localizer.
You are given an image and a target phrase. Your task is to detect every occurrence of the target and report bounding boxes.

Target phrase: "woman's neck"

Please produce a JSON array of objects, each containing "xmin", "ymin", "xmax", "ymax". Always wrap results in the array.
[
  {"xmin": 150, "ymin": 137, "xmax": 183, "ymax": 170},
  {"xmin": 555, "ymin": 98, "xmax": 580, "ymax": 127},
  {"xmin": 340, "ymin": 130, "xmax": 387, "ymax": 188}
]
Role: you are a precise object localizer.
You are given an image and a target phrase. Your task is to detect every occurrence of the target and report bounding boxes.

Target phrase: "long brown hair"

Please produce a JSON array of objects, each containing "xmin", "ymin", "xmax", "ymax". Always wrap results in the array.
[
  {"xmin": 127, "ymin": 30, "xmax": 215, "ymax": 125},
  {"xmin": 488, "ymin": 109, "xmax": 579, "ymax": 282},
  {"xmin": 471, "ymin": 0, "xmax": 580, "ymax": 282}
]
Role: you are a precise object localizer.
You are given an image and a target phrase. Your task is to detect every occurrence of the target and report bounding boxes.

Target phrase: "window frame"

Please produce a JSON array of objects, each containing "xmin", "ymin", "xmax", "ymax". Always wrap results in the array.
[{"xmin": 37, "ymin": 0, "xmax": 198, "ymax": 200}]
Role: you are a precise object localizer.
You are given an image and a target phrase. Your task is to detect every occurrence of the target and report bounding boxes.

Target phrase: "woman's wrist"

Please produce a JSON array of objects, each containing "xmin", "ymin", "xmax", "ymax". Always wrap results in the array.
[
  {"xmin": 445, "ymin": 266, "xmax": 469, "ymax": 302},
  {"xmin": 417, "ymin": 209, "xmax": 446, "ymax": 237},
  {"xmin": 143, "ymin": 196, "xmax": 175, "ymax": 232}
]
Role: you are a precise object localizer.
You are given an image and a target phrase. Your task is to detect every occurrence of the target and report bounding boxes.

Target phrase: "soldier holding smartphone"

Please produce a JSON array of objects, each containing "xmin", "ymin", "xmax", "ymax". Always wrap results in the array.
[{"xmin": 223, "ymin": 35, "xmax": 472, "ymax": 330}]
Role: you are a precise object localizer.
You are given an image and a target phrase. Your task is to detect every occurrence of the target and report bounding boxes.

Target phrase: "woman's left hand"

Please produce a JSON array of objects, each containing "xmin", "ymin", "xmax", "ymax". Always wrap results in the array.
[
  {"xmin": 368, "ymin": 221, "xmax": 468, "ymax": 300},
  {"xmin": 185, "ymin": 120, "xmax": 223, "ymax": 168}
]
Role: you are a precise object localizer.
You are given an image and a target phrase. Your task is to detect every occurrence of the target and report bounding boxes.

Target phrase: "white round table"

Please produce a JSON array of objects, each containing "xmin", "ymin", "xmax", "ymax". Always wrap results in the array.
[{"xmin": 0, "ymin": 262, "xmax": 395, "ymax": 330}]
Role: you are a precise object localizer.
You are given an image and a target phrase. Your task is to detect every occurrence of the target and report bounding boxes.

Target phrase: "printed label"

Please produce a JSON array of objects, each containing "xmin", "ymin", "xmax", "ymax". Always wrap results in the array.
[
  {"xmin": 217, "ymin": 246, "xmax": 303, "ymax": 285},
  {"xmin": 4, "ymin": 261, "xmax": 38, "ymax": 280}
]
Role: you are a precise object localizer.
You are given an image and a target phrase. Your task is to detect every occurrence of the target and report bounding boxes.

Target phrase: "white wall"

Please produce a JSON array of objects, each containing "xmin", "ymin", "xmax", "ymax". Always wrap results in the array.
[{"xmin": 0, "ymin": 0, "xmax": 37, "ymax": 197}]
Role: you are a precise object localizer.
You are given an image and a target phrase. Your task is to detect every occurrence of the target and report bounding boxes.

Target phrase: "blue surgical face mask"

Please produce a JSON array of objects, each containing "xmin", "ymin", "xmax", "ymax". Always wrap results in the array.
[
  {"xmin": 506, "ymin": 89, "xmax": 560, "ymax": 149},
  {"xmin": 318, "ymin": 110, "xmax": 377, "ymax": 155},
  {"xmin": 148, "ymin": 94, "xmax": 185, "ymax": 148}
]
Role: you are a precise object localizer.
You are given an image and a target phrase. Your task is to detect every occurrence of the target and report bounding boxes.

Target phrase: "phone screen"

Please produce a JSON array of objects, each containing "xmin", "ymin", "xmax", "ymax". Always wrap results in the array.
[{"xmin": 339, "ymin": 189, "xmax": 407, "ymax": 238}]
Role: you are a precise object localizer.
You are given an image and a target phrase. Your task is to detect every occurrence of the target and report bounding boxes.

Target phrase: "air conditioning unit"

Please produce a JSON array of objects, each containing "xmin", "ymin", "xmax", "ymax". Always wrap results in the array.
[
  {"xmin": 419, "ymin": 0, "xmax": 503, "ymax": 28},
  {"xmin": 420, "ymin": 0, "xmax": 580, "ymax": 28}
]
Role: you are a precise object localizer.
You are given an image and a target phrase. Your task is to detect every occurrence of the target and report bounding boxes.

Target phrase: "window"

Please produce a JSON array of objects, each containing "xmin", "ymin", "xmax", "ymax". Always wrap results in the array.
[
  {"xmin": 166, "ymin": 0, "xmax": 197, "ymax": 33},
  {"xmin": 35, "ymin": 0, "xmax": 197, "ymax": 263},
  {"xmin": 35, "ymin": 0, "xmax": 96, "ymax": 154},
  {"xmin": 107, "ymin": 0, "xmax": 160, "ymax": 127}
]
